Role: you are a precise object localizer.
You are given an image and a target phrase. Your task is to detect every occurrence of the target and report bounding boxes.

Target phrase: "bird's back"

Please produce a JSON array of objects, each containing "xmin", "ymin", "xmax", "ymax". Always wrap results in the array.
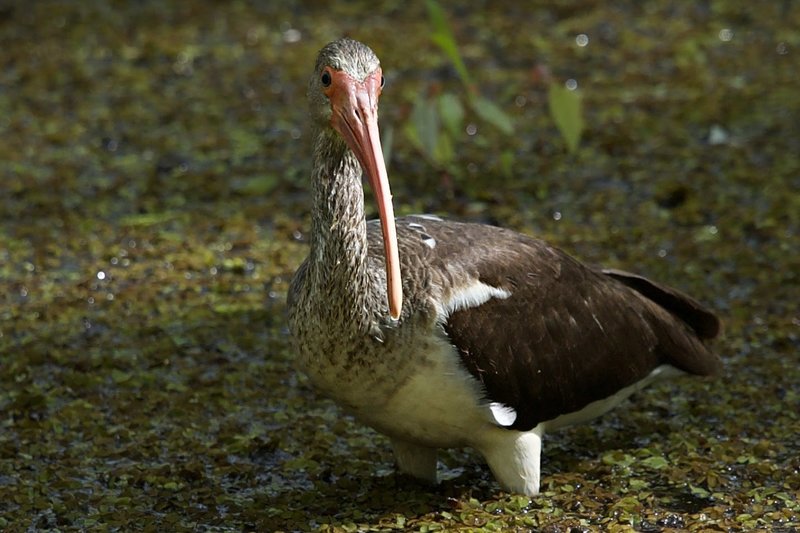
[{"xmin": 367, "ymin": 216, "xmax": 721, "ymax": 431}]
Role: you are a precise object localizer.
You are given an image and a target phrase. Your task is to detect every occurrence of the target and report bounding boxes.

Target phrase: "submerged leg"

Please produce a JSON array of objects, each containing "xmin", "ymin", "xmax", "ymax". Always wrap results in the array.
[
  {"xmin": 480, "ymin": 426, "xmax": 544, "ymax": 496},
  {"xmin": 390, "ymin": 438, "xmax": 438, "ymax": 484}
]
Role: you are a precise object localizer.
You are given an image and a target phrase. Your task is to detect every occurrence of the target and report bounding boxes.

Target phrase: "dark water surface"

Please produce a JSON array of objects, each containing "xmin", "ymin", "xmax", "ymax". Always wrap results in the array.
[{"xmin": 1, "ymin": 2, "xmax": 798, "ymax": 530}]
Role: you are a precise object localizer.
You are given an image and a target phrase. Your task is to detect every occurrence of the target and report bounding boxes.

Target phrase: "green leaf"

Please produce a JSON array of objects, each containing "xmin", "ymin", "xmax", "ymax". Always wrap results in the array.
[
  {"xmin": 425, "ymin": 0, "xmax": 471, "ymax": 86},
  {"xmin": 433, "ymin": 130, "xmax": 454, "ymax": 165},
  {"xmin": 548, "ymin": 82, "xmax": 584, "ymax": 152},
  {"xmin": 405, "ymin": 94, "xmax": 440, "ymax": 161},
  {"xmin": 470, "ymin": 95, "xmax": 514, "ymax": 135},
  {"xmin": 380, "ymin": 123, "xmax": 394, "ymax": 168},
  {"xmin": 499, "ymin": 149, "xmax": 515, "ymax": 178},
  {"xmin": 437, "ymin": 93, "xmax": 464, "ymax": 137},
  {"xmin": 689, "ymin": 484, "xmax": 711, "ymax": 498},
  {"xmin": 111, "ymin": 369, "xmax": 132, "ymax": 384},
  {"xmin": 640, "ymin": 455, "xmax": 669, "ymax": 469},
  {"xmin": 235, "ymin": 174, "xmax": 278, "ymax": 195}
]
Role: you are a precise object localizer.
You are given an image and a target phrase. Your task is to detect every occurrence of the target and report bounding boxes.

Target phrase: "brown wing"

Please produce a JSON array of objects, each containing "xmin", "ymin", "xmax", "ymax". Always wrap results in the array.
[{"xmin": 393, "ymin": 217, "xmax": 721, "ymax": 432}]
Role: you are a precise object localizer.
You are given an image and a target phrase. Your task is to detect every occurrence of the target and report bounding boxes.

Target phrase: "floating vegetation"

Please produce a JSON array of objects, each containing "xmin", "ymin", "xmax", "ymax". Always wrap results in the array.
[{"xmin": 1, "ymin": 1, "xmax": 798, "ymax": 531}]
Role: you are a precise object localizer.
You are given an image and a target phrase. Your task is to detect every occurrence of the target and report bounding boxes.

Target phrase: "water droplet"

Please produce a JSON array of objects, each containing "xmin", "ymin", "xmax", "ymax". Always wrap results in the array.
[
  {"xmin": 210, "ymin": 266, "xmax": 218, "ymax": 275},
  {"xmin": 658, "ymin": 249, "xmax": 668, "ymax": 258},
  {"xmin": 576, "ymin": 34, "xmax": 589, "ymax": 47},
  {"xmin": 709, "ymin": 125, "xmax": 729, "ymax": 145},
  {"xmin": 97, "ymin": 271, "xmax": 106, "ymax": 280},
  {"xmin": 283, "ymin": 28, "xmax": 301, "ymax": 43},
  {"xmin": 110, "ymin": 257, "xmax": 119, "ymax": 265},
  {"xmin": 24, "ymin": 262, "xmax": 35, "ymax": 273},
  {"xmin": 565, "ymin": 79, "xmax": 578, "ymax": 91},
  {"xmin": 106, "ymin": 293, "xmax": 115, "ymax": 301},
  {"xmin": 553, "ymin": 211, "xmax": 562, "ymax": 221},
  {"xmin": 718, "ymin": 28, "xmax": 733, "ymax": 42},
  {"xmin": 466, "ymin": 124, "xmax": 477, "ymax": 136},
  {"xmin": 87, "ymin": 297, "xmax": 95, "ymax": 305}
]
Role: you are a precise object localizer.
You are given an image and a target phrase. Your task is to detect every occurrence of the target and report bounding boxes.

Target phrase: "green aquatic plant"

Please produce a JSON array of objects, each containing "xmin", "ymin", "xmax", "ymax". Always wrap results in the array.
[{"xmin": 400, "ymin": 0, "xmax": 516, "ymax": 175}]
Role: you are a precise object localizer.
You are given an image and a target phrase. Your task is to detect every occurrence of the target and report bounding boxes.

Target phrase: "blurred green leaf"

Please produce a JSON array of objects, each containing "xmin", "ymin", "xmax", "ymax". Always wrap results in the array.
[
  {"xmin": 499, "ymin": 149, "xmax": 515, "ymax": 178},
  {"xmin": 234, "ymin": 174, "xmax": 279, "ymax": 195},
  {"xmin": 425, "ymin": 0, "xmax": 471, "ymax": 86},
  {"xmin": 548, "ymin": 82, "xmax": 584, "ymax": 152},
  {"xmin": 404, "ymin": 92, "xmax": 457, "ymax": 167},
  {"xmin": 434, "ymin": 129, "xmax": 454, "ymax": 165},
  {"xmin": 438, "ymin": 93, "xmax": 464, "ymax": 137},
  {"xmin": 470, "ymin": 95, "xmax": 514, "ymax": 135},
  {"xmin": 381, "ymin": 123, "xmax": 394, "ymax": 168},
  {"xmin": 405, "ymin": 94, "xmax": 440, "ymax": 160}
]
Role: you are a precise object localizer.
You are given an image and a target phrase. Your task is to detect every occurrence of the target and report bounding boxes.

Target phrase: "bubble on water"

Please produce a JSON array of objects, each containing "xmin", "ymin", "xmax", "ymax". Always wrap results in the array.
[
  {"xmin": 466, "ymin": 124, "xmax": 477, "ymax": 136},
  {"xmin": 97, "ymin": 271, "xmax": 106, "ymax": 280},
  {"xmin": 718, "ymin": 28, "xmax": 733, "ymax": 42},
  {"xmin": 283, "ymin": 28, "xmax": 301, "ymax": 43},
  {"xmin": 553, "ymin": 211, "xmax": 562, "ymax": 221},
  {"xmin": 565, "ymin": 79, "xmax": 578, "ymax": 91},
  {"xmin": 576, "ymin": 34, "xmax": 589, "ymax": 47}
]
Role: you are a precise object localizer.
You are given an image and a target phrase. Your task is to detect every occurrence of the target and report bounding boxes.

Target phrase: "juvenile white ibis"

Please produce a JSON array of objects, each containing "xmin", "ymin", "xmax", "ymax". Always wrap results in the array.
[{"xmin": 287, "ymin": 38, "xmax": 721, "ymax": 496}]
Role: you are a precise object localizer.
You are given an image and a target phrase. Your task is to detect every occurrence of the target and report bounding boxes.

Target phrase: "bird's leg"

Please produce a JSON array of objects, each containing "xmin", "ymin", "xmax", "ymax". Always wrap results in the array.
[
  {"xmin": 390, "ymin": 438, "xmax": 438, "ymax": 484},
  {"xmin": 479, "ymin": 426, "xmax": 544, "ymax": 496}
]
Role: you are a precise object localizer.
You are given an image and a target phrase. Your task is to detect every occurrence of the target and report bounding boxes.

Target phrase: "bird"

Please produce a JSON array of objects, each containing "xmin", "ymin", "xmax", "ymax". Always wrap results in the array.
[{"xmin": 287, "ymin": 38, "xmax": 721, "ymax": 496}]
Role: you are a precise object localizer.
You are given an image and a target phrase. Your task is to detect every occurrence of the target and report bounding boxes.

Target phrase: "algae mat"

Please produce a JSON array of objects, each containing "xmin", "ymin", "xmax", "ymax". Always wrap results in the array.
[{"xmin": 1, "ymin": 1, "xmax": 798, "ymax": 531}]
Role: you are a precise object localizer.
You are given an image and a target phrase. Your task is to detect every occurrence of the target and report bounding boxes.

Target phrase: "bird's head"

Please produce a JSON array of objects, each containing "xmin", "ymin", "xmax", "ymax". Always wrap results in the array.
[{"xmin": 309, "ymin": 38, "xmax": 402, "ymax": 320}]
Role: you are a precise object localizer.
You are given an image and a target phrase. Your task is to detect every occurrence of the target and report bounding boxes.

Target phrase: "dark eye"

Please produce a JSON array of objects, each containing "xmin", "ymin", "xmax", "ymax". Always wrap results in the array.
[
  {"xmin": 380, "ymin": 75, "xmax": 385, "ymax": 88},
  {"xmin": 321, "ymin": 71, "xmax": 332, "ymax": 87}
]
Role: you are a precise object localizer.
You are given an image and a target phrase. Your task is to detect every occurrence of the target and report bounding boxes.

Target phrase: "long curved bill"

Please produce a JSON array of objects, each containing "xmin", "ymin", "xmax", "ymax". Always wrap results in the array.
[{"xmin": 327, "ymin": 67, "xmax": 402, "ymax": 319}]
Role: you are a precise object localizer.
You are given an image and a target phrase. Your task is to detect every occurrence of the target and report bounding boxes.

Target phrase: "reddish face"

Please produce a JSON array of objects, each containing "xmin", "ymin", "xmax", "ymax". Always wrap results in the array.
[{"xmin": 322, "ymin": 65, "xmax": 402, "ymax": 319}]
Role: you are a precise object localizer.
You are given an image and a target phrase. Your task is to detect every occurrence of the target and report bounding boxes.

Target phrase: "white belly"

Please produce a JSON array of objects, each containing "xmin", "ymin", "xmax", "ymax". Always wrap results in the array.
[{"xmin": 348, "ymin": 333, "xmax": 494, "ymax": 449}]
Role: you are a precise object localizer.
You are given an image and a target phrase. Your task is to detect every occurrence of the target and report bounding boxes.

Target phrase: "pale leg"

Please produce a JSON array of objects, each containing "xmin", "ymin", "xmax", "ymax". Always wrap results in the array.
[
  {"xmin": 390, "ymin": 438, "xmax": 438, "ymax": 484},
  {"xmin": 479, "ymin": 425, "xmax": 544, "ymax": 496}
]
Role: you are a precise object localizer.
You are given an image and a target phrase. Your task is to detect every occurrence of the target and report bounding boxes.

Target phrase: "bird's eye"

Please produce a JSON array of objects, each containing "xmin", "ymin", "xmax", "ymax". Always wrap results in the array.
[
  {"xmin": 321, "ymin": 71, "xmax": 332, "ymax": 87},
  {"xmin": 380, "ymin": 75, "xmax": 385, "ymax": 88}
]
